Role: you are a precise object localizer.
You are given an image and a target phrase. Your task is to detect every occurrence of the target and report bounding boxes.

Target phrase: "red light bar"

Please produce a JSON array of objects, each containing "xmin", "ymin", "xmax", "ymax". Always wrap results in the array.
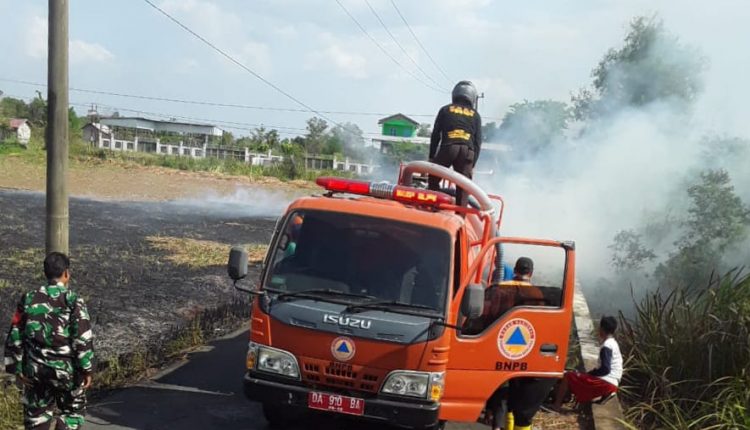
[{"xmin": 316, "ymin": 177, "xmax": 455, "ymax": 207}]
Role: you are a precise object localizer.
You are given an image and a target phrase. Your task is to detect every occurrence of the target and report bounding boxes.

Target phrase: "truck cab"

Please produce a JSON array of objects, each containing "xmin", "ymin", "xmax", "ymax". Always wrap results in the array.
[{"xmin": 228, "ymin": 161, "xmax": 576, "ymax": 429}]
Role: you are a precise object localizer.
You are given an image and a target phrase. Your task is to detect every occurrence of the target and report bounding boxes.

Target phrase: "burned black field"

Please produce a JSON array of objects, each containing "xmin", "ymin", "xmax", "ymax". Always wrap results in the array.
[{"xmin": 0, "ymin": 190, "xmax": 276, "ymax": 364}]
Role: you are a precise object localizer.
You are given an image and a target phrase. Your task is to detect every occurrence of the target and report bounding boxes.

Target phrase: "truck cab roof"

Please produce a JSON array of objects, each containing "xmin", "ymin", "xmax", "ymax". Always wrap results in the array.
[{"xmin": 287, "ymin": 195, "xmax": 465, "ymax": 235}]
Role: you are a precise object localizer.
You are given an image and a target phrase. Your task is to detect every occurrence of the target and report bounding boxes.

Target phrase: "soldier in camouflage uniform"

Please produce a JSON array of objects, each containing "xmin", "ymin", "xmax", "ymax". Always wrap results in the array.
[{"xmin": 4, "ymin": 252, "xmax": 95, "ymax": 430}]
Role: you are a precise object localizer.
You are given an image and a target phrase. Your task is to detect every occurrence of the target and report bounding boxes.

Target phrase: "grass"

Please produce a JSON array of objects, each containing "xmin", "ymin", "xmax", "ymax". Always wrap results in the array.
[
  {"xmin": 68, "ymin": 141, "xmax": 354, "ymax": 182},
  {"xmin": 0, "ymin": 382, "xmax": 22, "ymax": 430},
  {"xmin": 146, "ymin": 236, "xmax": 267, "ymax": 269},
  {"xmin": 94, "ymin": 297, "xmax": 250, "ymax": 390},
  {"xmin": 618, "ymin": 269, "xmax": 750, "ymax": 429},
  {"xmin": 0, "ymin": 248, "xmax": 44, "ymax": 275},
  {"xmin": 0, "ymin": 138, "xmax": 357, "ymax": 183}
]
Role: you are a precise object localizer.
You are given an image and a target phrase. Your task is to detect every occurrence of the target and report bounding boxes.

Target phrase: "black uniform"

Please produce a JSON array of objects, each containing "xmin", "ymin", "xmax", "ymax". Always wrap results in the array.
[{"xmin": 428, "ymin": 101, "xmax": 482, "ymax": 207}]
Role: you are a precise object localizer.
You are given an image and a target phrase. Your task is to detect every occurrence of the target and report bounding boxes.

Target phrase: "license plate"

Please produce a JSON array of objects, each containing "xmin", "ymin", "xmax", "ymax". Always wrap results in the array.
[{"xmin": 308, "ymin": 391, "xmax": 365, "ymax": 416}]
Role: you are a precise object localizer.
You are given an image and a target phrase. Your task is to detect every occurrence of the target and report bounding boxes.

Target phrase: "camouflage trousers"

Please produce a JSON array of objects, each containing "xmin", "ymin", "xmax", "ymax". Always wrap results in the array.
[{"xmin": 22, "ymin": 381, "xmax": 86, "ymax": 430}]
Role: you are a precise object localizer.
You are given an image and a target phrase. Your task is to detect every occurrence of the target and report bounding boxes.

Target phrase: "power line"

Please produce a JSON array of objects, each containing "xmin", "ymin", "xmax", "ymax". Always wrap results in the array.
[
  {"xmin": 363, "ymin": 0, "xmax": 447, "ymax": 91},
  {"xmin": 1, "ymin": 77, "xmax": 503, "ymax": 120},
  {"xmin": 141, "ymin": 0, "xmax": 364, "ymax": 137},
  {"xmin": 334, "ymin": 0, "xmax": 447, "ymax": 94},
  {"xmin": 389, "ymin": 0, "xmax": 454, "ymax": 85},
  {"xmin": 4, "ymin": 92, "xmax": 386, "ymax": 138}
]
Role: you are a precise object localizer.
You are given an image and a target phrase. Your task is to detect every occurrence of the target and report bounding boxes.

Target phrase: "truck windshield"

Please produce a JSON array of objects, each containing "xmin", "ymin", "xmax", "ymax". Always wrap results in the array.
[{"xmin": 264, "ymin": 210, "xmax": 452, "ymax": 314}]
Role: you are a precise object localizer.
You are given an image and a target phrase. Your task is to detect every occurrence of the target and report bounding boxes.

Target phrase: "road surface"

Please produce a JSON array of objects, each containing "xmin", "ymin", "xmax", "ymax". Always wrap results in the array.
[{"xmin": 85, "ymin": 330, "xmax": 485, "ymax": 430}]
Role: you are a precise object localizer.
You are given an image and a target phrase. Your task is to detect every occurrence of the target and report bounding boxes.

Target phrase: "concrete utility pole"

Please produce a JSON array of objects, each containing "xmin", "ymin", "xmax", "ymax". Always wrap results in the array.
[{"xmin": 46, "ymin": 0, "xmax": 69, "ymax": 254}]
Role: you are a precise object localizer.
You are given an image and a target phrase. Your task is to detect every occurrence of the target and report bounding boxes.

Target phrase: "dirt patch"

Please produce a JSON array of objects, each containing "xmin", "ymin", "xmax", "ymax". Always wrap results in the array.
[{"xmin": 0, "ymin": 155, "xmax": 314, "ymax": 202}]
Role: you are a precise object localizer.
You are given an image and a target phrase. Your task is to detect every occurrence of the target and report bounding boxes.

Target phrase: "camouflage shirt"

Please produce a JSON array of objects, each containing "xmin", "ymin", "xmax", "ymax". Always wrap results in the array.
[{"xmin": 4, "ymin": 283, "xmax": 94, "ymax": 381}]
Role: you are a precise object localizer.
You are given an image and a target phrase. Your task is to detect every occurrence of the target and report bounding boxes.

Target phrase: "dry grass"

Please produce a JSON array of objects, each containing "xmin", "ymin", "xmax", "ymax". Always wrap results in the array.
[
  {"xmin": 535, "ymin": 409, "xmax": 589, "ymax": 429},
  {"xmin": 146, "ymin": 236, "xmax": 267, "ymax": 269},
  {"xmin": 0, "ymin": 248, "xmax": 44, "ymax": 275},
  {"xmin": 0, "ymin": 382, "xmax": 23, "ymax": 430}
]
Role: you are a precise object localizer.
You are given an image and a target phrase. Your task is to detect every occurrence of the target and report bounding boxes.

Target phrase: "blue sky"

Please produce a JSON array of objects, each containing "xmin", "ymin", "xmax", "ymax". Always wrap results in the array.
[{"xmin": 1, "ymin": 0, "xmax": 749, "ymax": 137}]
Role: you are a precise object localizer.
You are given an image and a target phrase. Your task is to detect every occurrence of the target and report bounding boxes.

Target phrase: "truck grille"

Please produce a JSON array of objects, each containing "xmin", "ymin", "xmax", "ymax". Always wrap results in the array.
[{"xmin": 300, "ymin": 358, "xmax": 382, "ymax": 393}]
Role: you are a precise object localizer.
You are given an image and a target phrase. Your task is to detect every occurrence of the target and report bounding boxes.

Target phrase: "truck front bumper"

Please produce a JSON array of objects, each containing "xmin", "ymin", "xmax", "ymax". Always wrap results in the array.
[{"xmin": 244, "ymin": 371, "xmax": 440, "ymax": 429}]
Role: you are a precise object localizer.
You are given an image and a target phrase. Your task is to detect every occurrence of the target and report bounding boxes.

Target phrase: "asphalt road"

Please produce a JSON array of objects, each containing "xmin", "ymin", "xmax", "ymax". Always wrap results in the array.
[{"xmin": 84, "ymin": 330, "xmax": 479, "ymax": 430}]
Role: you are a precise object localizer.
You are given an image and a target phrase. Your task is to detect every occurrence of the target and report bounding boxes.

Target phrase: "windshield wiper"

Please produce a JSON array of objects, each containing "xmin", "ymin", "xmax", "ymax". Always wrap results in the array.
[
  {"xmin": 273, "ymin": 288, "xmax": 376, "ymax": 302},
  {"xmin": 345, "ymin": 300, "xmax": 439, "ymax": 315}
]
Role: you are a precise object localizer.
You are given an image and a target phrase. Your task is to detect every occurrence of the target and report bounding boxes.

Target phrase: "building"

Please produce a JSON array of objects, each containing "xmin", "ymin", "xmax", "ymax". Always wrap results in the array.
[
  {"xmin": 82, "ymin": 115, "xmax": 377, "ymax": 174},
  {"xmin": 3, "ymin": 119, "xmax": 32, "ymax": 145},
  {"xmin": 370, "ymin": 113, "xmax": 430, "ymax": 154},
  {"xmin": 378, "ymin": 113, "xmax": 419, "ymax": 138},
  {"xmin": 84, "ymin": 116, "xmax": 224, "ymax": 157}
]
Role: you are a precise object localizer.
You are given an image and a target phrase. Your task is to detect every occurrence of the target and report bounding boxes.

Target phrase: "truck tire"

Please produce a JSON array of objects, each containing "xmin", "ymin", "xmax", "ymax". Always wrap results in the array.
[{"xmin": 262, "ymin": 403, "xmax": 298, "ymax": 429}]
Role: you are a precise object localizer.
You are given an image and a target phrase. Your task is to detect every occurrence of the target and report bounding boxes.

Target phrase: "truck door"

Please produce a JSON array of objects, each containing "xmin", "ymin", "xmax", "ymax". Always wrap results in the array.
[{"xmin": 439, "ymin": 237, "xmax": 576, "ymax": 422}]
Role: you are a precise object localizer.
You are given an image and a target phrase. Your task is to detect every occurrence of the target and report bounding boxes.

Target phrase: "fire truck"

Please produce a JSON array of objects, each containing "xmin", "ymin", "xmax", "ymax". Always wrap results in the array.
[{"xmin": 227, "ymin": 161, "xmax": 576, "ymax": 429}]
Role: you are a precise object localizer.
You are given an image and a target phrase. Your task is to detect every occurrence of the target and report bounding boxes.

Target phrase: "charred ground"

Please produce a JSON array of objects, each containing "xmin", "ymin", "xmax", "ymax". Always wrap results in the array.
[{"xmin": 0, "ymin": 189, "xmax": 275, "ymax": 363}]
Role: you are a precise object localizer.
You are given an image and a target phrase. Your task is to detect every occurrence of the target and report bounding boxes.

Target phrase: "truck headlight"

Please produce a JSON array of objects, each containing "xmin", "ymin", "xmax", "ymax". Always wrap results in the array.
[
  {"xmin": 256, "ymin": 345, "xmax": 300, "ymax": 379},
  {"xmin": 381, "ymin": 371, "xmax": 444, "ymax": 400},
  {"xmin": 246, "ymin": 342, "xmax": 258, "ymax": 370}
]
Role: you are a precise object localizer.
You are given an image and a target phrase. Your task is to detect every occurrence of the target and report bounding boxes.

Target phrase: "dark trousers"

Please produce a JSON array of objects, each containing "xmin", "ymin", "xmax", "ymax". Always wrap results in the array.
[
  {"xmin": 428, "ymin": 144, "xmax": 474, "ymax": 207},
  {"xmin": 508, "ymin": 378, "xmax": 557, "ymax": 426}
]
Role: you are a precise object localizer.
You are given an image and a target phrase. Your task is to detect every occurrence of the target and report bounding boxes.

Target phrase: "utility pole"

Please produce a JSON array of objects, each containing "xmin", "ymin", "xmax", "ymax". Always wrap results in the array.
[{"xmin": 46, "ymin": 0, "xmax": 69, "ymax": 254}]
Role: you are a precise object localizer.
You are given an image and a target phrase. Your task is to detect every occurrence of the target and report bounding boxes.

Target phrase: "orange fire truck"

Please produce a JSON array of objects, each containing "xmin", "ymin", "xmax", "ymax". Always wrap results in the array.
[{"xmin": 228, "ymin": 161, "xmax": 576, "ymax": 429}]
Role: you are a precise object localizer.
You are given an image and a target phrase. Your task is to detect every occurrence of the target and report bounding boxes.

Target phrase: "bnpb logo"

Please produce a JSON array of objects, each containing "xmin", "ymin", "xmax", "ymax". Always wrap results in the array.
[
  {"xmin": 497, "ymin": 318, "xmax": 536, "ymax": 360},
  {"xmin": 331, "ymin": 337, "xmax": 356, "ymax": 362}
]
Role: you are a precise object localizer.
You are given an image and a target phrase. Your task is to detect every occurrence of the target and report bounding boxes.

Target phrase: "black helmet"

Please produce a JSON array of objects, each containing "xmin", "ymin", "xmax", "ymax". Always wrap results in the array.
[{"xmin": 452, "ymin": 80, "xmax": 478, "ymax": 108}]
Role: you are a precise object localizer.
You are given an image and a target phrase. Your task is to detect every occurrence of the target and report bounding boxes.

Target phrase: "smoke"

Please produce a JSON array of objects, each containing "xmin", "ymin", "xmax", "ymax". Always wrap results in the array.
[
  {"xmin": 167, "ymin": 187, "xmax": 301, "ymax": 219},
  {"xmin": 471, "ymin": 15, "xmax": 750, "ymax": 313}
]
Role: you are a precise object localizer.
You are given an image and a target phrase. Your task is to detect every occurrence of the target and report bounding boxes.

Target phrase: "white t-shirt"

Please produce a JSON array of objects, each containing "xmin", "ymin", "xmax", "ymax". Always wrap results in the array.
[{"xmin": 597, "ymin": 336, "xmax": 623, "ymax": 387}]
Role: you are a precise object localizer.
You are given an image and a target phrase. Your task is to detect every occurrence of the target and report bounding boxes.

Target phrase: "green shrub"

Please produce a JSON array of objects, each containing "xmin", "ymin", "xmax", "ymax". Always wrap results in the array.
[{"xmin": 619, "ymin": 270, "xmax": 750, "ymax": 429}]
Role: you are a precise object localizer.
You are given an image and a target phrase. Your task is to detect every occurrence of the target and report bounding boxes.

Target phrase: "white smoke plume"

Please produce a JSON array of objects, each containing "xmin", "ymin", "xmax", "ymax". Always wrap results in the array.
[
  {"xmin": 169, "ymin": 187, "xmax": 303, "ymax": 219},
  {"xmin": 470, "ymin": 14, "xmax": 750, "ymax": 312}
]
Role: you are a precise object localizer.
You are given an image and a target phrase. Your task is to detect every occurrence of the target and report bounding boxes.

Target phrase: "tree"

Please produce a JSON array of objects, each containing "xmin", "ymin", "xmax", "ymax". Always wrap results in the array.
[
  {"xmin": 304, "ymin": 117, "xmax": 328, "ymax": 154},
  {"xmin": 331, "ymin": 122, "xmax": 365, "ymax": 159},
  {"xmin": 481, "ymin": 121, "xmax": 499, "ymax": 142},
  {"xmin": 0, "ymin": 97, "xmax": 29, "ymax": 119},
  {"xmin": 28, "ymin": 92, "xmax": 47, "ymax": 126},
  {"xmin": 279, "ymin": 142, "xmax": 304, "ymax": 179},
  {"xmin": 221, "ymin": 130, "xmax": 235, "ymax": 146},
  {"xmin": 681, "ymin": 169, "xmax": 750, "ymax": 252},
  {"xmin": 417, "ymin": 123, "xmax": 432, "ymax": 137},
  {"xmin": 498, "ymin": 100, "xmax": 569, "ymax": 154},
  {"xmin": 574, "ymin": 15, "xmax": 706, "ymax": 119},
  {"xmin": 609, "ymin": 229, "xmax": 656, "ymax": 272},
  {"xmin": 655, "ymin": 169, "xmax": 750, "ymax": 287}
]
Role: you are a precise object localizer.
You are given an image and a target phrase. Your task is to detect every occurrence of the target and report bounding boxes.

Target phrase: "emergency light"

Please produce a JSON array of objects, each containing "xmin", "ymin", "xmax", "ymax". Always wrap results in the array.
[{"xmin": 316, "ymin": 177, "xmax": 454, "ymax": 207}]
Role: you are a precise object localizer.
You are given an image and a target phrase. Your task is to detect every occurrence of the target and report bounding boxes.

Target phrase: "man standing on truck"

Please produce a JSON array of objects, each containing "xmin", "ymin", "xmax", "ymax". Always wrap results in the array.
[{"xmin": 428, "ymin": 80, "xmax": 483, "ymax": 207}]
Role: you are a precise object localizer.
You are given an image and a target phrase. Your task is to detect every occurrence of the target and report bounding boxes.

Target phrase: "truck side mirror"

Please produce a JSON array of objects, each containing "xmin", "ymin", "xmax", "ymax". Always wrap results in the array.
[
  {"xmin": 228, "ymin": 246, "xmax": 248, "ymax": 281},
  {"xmin": 461, "ymin": 284, "xmax": 484, "ymax": 319}
]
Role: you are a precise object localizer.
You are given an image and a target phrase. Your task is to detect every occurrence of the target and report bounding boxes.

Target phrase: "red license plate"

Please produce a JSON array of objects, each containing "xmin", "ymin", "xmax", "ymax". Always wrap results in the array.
[{"xmin": 308, "ymin": 391, "xmax": 365, "ymax": 416}]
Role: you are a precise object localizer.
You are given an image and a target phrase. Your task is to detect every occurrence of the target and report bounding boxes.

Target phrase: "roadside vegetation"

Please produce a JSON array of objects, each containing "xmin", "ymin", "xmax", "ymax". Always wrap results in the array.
[
  {"xmin": 146, "ymin": 236, "xmax": 267, "ymax": 270},
  {"xmin": 0, "ymin": 135, "xmax": 354, "ymax": 183},
  {"xmin": 618, "ymin": 272, "xmax": 750, "ymax": 429},
  {"xmin": 0, "ymin": 382, "xmax": 22, "ymax": 430},
  {"xmin": 480, "ymin": 13, "xmax": 750, "ymax": 428}
]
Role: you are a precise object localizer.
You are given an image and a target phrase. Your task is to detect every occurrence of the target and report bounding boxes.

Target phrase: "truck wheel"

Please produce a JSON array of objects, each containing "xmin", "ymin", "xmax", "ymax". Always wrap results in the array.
[{"xmin": 262, "ymin": 403, "xmax": 298, "ymax": 429}]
